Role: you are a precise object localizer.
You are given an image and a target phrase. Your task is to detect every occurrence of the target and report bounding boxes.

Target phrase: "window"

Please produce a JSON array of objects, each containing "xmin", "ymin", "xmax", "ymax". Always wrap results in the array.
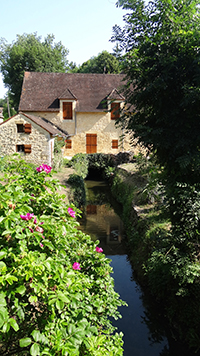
[
  {"xmin": 16, "ymin": 123, "xmax": 31, "ymax": 133},
  {"xmin": 112, "ymin": 140, "xmax": 118, "ymax": 149},
  {"xmin": 16, "ymin": 144, "xmax": 24, "ymax": 152},
  {"xmin": 63, "ymin": 102, "xmax": 72, "ymax": 120},
  {"xmin": 16, "ymin": 144, "xmax": 31, "ymax": 154},
  {"xmin": 65, "ymin": 139, "xmax": 72, "ymax": 149},
  {"xmin": 17, "ymin": 124, "xmax": 24, "ymax": 133},
  {"xmin": 111, "ymin": 103, "xmax": 120, "ymax": 120}
]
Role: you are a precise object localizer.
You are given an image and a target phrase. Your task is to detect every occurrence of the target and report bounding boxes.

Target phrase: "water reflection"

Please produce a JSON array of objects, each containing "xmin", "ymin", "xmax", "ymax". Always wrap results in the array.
[{"xmin": 79, "ymin": 179, "xmax": 171, "ymax": 355}]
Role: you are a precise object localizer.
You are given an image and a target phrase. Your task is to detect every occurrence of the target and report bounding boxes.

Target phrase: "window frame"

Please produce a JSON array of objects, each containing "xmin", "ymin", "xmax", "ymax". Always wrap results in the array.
[
  {"xmin": 65, "ymin": 139, "xmax": 72, "ymax": 149},
  {"xmin": 16, "ymin": 144, "xmax": 31, "ymax": 154},
  {"xmin": 112, "ymin": 139, "xmax": 119, "ymax": 149},
  {"xmin": 62, "ymin": 101, "xmax": 73, "ymax": 120},
  {"xmin": 111, "ymin": 102, "xmax": 121, "ymax": 120},
  {"xmin": 17, "ymin": 124, "xmax": 24, "ymax": 133}
]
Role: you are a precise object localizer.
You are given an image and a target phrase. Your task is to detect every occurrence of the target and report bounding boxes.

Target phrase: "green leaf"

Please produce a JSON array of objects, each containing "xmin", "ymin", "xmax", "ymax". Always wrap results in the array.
[
  {"xmin": 0, "ymin": 293, "xmax": 7, "ymax": 307},
  {"xmin": 56, "ymin": 299, "xmax": 64, "ymax": 310},
  {"xmin": 57, "ymin": 291, "xmax": 70, "ymax": 303},
  {"xmin": 29, "ymin": 295, "xmax": 38, "ymax": 303},
  {"xmin": 20, "ymin": 337, "xmax": 32, "ymax": 347},
  {"xmin": 43, "ymin": 240, "xmax": 54, "ymax": 250},
  {"xmin": 0, "ymin": 261, "xmax": 7, "ymax": 271},
  {"xmin": 0, "ymin": 251, "xmax": 7, "ymax": 260},
  {"xmin": 31, "ymin": 330, "xmax": 40, "ymax": 342},
  {"xmin": 16, "ymin": 285, "xmax": 26, "ymax": 295},
  {"xmin": 9, "ymin": 317, "xmax": 19, "ymax": 331},
  {"xmin": 6, "ymin": 274, "xmax": 18, "ymax": 284},
  {"xmin": 30, "ymin": 343, "xmax": 40, "ymax": 356}
]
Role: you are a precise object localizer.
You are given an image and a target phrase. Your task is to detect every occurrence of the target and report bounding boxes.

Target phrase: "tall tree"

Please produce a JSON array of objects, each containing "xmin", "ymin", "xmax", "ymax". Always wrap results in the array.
[
  {"xmin": 0, "ymin": 33, "xmax": 69, "ymax": 109},
  {"xmin": 75, "ymin": 50, "xmax": 121, "ymax": 74},
  {"xmin": 113, "ymin": 0, "xmax": 200, "ymax": 234}
]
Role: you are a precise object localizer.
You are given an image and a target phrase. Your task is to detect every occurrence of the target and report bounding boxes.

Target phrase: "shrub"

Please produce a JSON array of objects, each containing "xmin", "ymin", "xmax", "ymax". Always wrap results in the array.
[
  {"xmin": 0, "ymin": 157, "xmax": 125, "ymax": 356},
  {"xmin": 68, "ymin": 174, "xmax": 86, "ymax": 207}
]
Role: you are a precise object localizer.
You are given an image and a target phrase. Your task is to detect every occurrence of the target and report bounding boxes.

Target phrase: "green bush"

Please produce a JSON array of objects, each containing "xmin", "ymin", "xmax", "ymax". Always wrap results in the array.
[
  {"xmin": 68, "ymin": 174, "xmax": 86, "ymax": 207},
  {"xmin": 0, "ymin": 157, "xmax": 125, "ymax": 356}
]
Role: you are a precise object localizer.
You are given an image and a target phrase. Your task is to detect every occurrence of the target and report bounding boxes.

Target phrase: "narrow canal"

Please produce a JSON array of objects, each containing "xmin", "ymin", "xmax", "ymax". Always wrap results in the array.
[{"xmin": 78, "ymin": 178, "xmax": 170, "ymax": 356}]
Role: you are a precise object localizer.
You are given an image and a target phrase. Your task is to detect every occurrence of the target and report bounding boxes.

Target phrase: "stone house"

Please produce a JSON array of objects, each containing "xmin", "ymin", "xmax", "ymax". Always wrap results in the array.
[
  {"xmin": 18, "ymin": 72, "xmax": 134, "ymax": 157},
  {"xmin": 0, "ymin": 112, "xmax": 68, "ymax": 165}
]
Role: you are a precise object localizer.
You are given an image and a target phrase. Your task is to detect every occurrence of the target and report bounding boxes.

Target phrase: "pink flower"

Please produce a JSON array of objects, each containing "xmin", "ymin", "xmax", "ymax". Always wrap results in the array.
[
  {"xmin": 36, "ymin": 165, "xmax": 43, "ymax": 172},
  {"xmin": 35, "ymin": 226, "xmax": 44, "ymax": 233},
  {"xmin": 96, "ymin": 246, "xmax": 103, "ymax": 253},
  {"xmin": 34, "ymin": 217, "xmax": 37, "ymax": 224},
  {"xmin": 36, "ymin": 164, "xmax": 52, "ymax": 174},
  {"xmin": 20, "ymin": 213, "xmax": 34, "ymax": 221},
  {"xmin": 72, "ymin": 262, "xmax": 81, "ymax": 270},
  {"xmin": 28, "ymin": 227, "xmax": 34, "ymax": 233},
  {"xmin": 40, "ymin": 242, "xmax": 44, "ymax": 247},
  {"xmin": 42, "ymin": 164, "xmax": 52, "ymax": 173},
  {"xmin": 68, "ymin": 207, "xmax": 76, "ymax": 218}
]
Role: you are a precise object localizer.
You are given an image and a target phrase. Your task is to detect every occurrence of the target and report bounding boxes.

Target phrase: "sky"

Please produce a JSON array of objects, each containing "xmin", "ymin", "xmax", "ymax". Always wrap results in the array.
[{"xmin": 0, "ymin": 0, "xmax": 126, "ymax": 98}]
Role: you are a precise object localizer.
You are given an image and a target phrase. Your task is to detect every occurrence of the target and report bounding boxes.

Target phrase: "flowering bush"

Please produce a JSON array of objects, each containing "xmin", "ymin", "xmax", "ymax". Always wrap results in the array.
[
  {"xmin": 36, "ymin": 164, "xmax": 52, "ymax": 173},
  {"xmin": 0, "ymin": 157, "xmax": 125, "ymax": 355}
]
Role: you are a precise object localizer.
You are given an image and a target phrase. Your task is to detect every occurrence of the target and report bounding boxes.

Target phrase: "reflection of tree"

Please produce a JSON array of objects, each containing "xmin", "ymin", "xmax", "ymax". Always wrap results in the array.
[{"xmin": 126, "ymin": 255, "xmax": 194, "ymax": 356}]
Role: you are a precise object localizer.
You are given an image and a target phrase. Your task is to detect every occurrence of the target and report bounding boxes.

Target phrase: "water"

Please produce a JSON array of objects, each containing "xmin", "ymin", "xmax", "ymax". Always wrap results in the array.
[{"xmin": 79, "ymin": 179, "xmax": 169, "ymax": 356}]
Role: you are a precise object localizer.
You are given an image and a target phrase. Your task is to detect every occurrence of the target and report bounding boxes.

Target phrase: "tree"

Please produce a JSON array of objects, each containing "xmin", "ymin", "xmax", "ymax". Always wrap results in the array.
[
  {"xmin": 0, "ymin": 96, "xmax": 16, "ymax": 120},
  {"xmin": 75, "ymin": 50, "xmax": 121, "ymax": 74},
  {"xmin": 113, "ymin": 0, "xmax": 200, "ymax": 235},
  {"xmin": 0, "ymin": 33, "xmax": 69, "ymax": 109}
]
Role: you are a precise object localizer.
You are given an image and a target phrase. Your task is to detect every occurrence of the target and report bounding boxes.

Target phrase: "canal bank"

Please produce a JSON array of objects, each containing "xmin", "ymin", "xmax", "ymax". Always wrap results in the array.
[
  {"xmin": 78, "ymin": 178, "xmax": 168, "ymax": 356},
  {"xmin": 59, "ymin": 152, "xmax": 200, "ymax": 355}
]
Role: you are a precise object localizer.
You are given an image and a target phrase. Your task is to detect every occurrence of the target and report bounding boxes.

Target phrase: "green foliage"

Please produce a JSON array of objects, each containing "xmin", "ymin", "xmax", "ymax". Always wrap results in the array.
[
  {"xmin": 0, "ymin": 156, "xmax": 125, "ymax": 355},
  {"xmin": 68, "ymin": 174, "xmax": 86, "ymax": 207},
  {"xmin": 87, "ymin": 153, "xmax": 115, "ymax": 171},
  {"xmin": 0, "ymin": 96, "xmax": 16, "ymax": 120},
  {"xmin": 114, "ymin": 0, "xmax": 200, "ymax": 183},
  {"xmin": 70, "ymin": 154, "xmax": 89, "ymax": 179},
  {"xmin": 75, "ymin": 51, "xmax": 121, "ymax": 74},
  {"xmin": 0, "ymin": 33, "xmax": 69, "ymax": 109},
  {"xmin": 52, "ymin": 138, "xmax": 65, "ymax": 171}
]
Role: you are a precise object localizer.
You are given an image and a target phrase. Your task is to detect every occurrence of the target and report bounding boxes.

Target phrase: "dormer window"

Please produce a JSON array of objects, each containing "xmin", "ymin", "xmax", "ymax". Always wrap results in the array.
[
  {"xmin": 111, "ymin": 102, "xmax": 120, "ymax": 120},
  {"xmin": 63, "ymin": 102, "xmax": 73, "ymax": 120}
]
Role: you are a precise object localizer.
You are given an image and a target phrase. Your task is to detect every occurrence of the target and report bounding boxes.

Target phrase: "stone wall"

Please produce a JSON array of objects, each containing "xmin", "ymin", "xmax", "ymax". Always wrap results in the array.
[
  {"xmin": 27, "ymin": 110, "xmax": 138, "ymax": 157},
  {"xmin": 0, "ymin": 114, "xmax": 52, "ymax": 165}
]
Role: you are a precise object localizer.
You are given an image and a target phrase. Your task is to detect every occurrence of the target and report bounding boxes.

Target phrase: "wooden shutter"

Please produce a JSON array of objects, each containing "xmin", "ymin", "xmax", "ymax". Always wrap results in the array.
[
  {"xmin": 112, "ymin": 140, "xmax": 118, "ymax": 149},
  {"xmin": 86, "ymin": 134, "xmax": 97, "ymax": 154},
  {"xmin": 65, "ymin": 139, "xmax": 72, "ymax": 149},
  {"xmin": 111, "ymin": 103, "xmax": 120, "ymax": 120},
  {"xmin": 24, "ymin": 144, "xmax": 31, "ymax": 154},
  {"xmin": 24, "ymin": 123, "xmax": 32, "ymax": 133},
  {"xmin": 63, "ymin": 102, "xmax": 72, "ymax": 120}
]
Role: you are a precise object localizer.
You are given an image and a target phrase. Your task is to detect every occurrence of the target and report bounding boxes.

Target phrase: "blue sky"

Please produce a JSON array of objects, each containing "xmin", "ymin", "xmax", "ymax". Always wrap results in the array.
[{"xmin": 0, "ymin": 0, "xmax": 126, "ymax": 98}]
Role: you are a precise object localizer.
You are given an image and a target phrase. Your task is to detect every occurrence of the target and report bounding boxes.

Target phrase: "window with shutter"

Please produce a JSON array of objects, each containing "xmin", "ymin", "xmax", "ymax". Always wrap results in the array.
[
  {"xmin": 16, "ymin": 144, "xmax": 24, "ymax": 152},
  {"xmin": 112, "ymin": 140, "xmax": 118, "ymax": 149},
  {"xmin": 111, "ymin": 103, "xmax": 120, "ymax": 120},
  {"xmin": 65, "ymin": 139, "xmax": 72, "ymax": 149},
  {"xmin": 17, "ymin": 124, "xmax": 24, "ymax": 133},
  {"xmin": 24, "ymin": 123, "xmax": 32, "ymax": 133},
  {"xmin": 63, "ymin": 102, "xmax": 73, "ymax": 120},
  {"xmin": 24, "ymin": 145, "xmax": 31, "ymax": 154}
]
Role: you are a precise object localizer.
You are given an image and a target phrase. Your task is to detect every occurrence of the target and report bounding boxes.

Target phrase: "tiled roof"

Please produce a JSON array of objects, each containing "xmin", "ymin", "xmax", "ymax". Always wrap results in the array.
[
  {"xmin": 0, "ymin": 113, "xmax": 69, "ymax": 138},
  {"xmin": 19, "ymin": 72, "xmax": 125, "ymax": 113}
]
